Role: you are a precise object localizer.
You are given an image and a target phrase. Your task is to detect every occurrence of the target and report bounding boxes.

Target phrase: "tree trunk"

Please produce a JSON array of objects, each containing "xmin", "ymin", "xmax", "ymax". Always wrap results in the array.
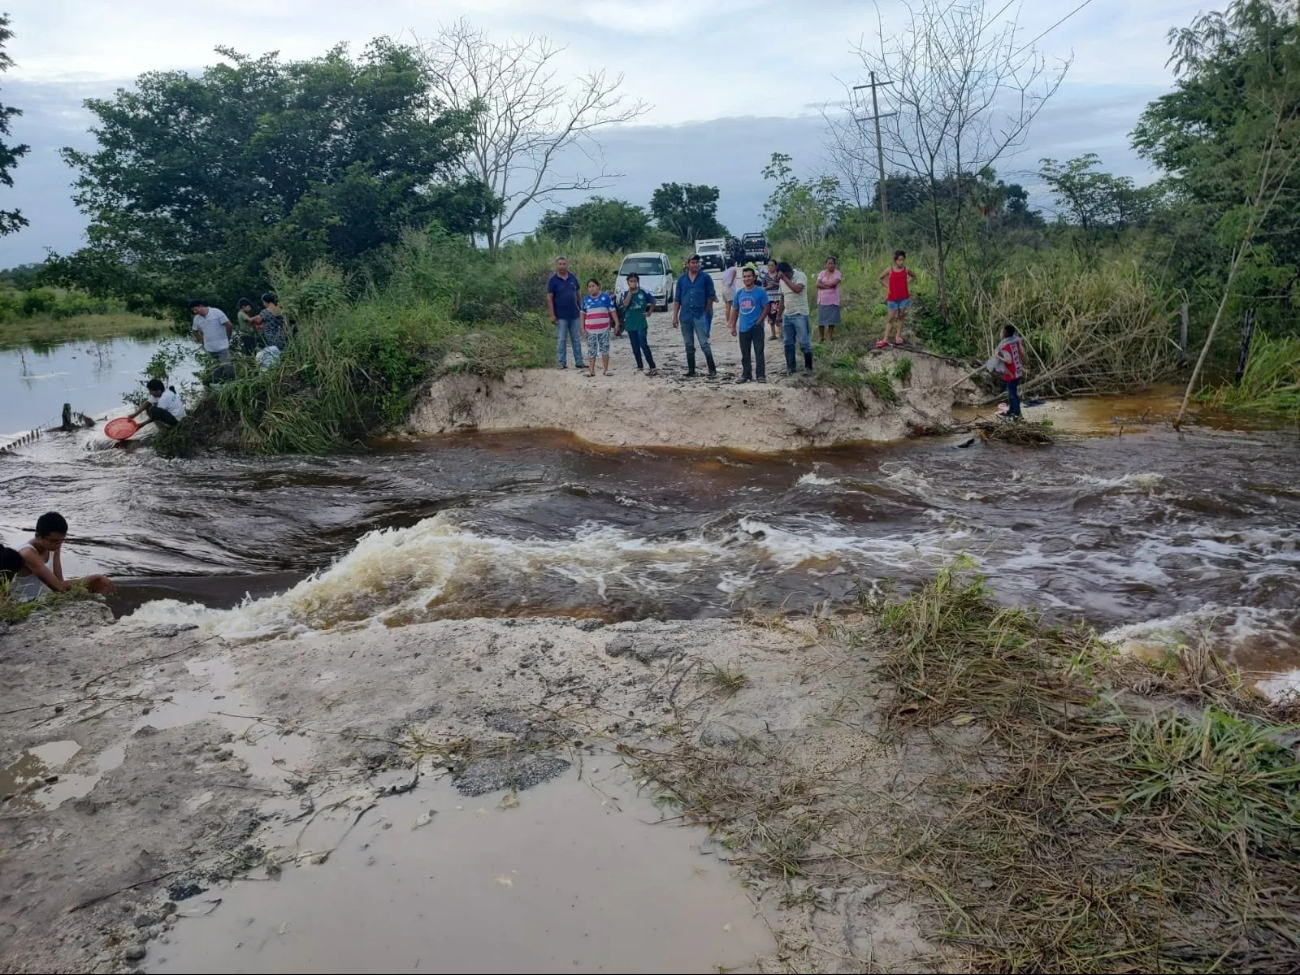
[
  {"xmin": 927, "ymin": 189, "xmax": 950, "ymax": 328},
  {"xmin": 1173, "ymin": 242, "xmax": 1247, "ymax": 430}
]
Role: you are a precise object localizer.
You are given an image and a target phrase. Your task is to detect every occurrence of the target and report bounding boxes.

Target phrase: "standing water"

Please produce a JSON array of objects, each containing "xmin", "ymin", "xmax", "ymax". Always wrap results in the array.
[{"xmin": 0, "ymin": 335, "xmax": 186, "ymax": 438}]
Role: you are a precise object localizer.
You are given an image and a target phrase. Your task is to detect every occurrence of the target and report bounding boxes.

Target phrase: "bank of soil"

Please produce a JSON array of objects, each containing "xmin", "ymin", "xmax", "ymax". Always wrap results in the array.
[
  {"xmin": 1, "ymin": 599, "xmax": 947, "ymax": 974},
  {"xmin": 412, "ymin": 337, "xmax": 978, "ymax": 451}
]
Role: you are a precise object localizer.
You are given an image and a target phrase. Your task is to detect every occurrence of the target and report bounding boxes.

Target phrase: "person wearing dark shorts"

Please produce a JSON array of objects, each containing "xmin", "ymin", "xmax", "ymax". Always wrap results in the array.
[{"xmin": 131, "ymin": 378, "xmax": 186, "ymax": 430}]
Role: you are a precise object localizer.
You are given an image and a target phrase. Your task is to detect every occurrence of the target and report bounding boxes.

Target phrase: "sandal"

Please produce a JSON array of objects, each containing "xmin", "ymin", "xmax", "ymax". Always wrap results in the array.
[
  {"xmin": 875, "ymin": 339, "xmax": 888, "ymax": 349},
  {"xmin": 893, "ymin": 337, "xmax": 904, "ymax": 346}
]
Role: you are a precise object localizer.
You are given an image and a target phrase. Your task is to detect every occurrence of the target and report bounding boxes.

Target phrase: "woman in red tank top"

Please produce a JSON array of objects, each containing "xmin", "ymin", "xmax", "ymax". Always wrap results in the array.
[{"xmin": 876, "ymin": 250, "xmax": 918, "ymax": 348}]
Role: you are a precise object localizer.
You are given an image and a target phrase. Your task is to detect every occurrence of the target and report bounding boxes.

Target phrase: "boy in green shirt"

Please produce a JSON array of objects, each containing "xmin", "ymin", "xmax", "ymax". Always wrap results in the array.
[{"xmin": 618, "ymin": 273, "xmax": 658, "ymax": 376}]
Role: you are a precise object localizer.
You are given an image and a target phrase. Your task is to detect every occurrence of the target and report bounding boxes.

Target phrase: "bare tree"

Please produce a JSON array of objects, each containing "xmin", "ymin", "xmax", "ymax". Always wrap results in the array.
[
  {"xmin": 418, "ymin": 19, "xmax": 649, "ymax": 253},
  {"xmin": 854, "ymin": 0, "xmax": 1069, "ymax": 326}
]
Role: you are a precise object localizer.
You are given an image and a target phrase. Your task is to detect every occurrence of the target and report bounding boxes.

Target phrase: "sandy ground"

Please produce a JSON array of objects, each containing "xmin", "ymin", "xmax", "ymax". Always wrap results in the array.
[
  {"xmin": 0, "ymin": 600, "xmax": 948, "ymax": 974},
  {"xmin": 412, "ymin": 329, "xmax": 979, "ymax": 451}
]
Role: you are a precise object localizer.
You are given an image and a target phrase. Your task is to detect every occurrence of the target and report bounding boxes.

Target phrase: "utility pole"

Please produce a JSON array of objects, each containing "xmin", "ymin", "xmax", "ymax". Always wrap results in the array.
[{"xmin": 854, "ymin": 73, "xmax": 895, "ymax": 234}]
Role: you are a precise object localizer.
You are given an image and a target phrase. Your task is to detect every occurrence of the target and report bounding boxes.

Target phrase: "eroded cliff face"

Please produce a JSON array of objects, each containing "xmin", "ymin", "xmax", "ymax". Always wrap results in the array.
[{"xmin": 411, "ymin": 346, "xmax": 976, "ymax": 450}]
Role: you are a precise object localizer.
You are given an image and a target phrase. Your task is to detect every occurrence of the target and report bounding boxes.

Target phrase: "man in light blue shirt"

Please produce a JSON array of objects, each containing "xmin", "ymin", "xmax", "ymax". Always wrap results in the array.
[
  {"xmin": 728, "ymin": 266, "xmax": 771, "ymax": 383},
  {"xmin": 672, "ymin": 254, "xmax": 718, "ymax": 379}
]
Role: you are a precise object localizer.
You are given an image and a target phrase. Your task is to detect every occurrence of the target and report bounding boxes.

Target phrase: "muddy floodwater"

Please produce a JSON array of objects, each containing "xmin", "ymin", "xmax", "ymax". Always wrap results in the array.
[
  {"xmin": 3, "ymin": 400, "xmax": 1298, "ymax": 686},
  {"xmin": 150, "ymin": 770, "xmax": 769, "ymax": 975}
]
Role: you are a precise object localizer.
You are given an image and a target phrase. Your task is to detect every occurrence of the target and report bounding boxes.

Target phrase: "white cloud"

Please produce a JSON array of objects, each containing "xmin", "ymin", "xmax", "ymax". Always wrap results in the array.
[
  {"xmin": 0, "ymin": 0, "xmax": 1208, "ymax": 264},
  {"xmin": 5, "ymin": 0, "xmax": 1205, "ymax": 123}
]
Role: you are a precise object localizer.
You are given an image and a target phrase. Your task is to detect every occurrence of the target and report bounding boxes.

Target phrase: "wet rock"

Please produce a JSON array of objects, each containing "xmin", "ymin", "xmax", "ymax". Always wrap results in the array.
[
  {"xmin": 358, "ymin": 739, "xmax": 399, "ymax": 769},
  {"xmin": 123, "ymin": 944, "xmax": 147, "ymax": 961},
  {"xmin": 134, "ymin": 725, "xmax": 159, "ymax": 737},
  {"xmin": 487, "ymin": 711, "xmax": 532, "ymax": 736},
  {"xmin": 698, "ymin": 724, "xmax": 740, "ymax": 748},
  {"xmin": 165, "ymin": 913, "xmax": 179, "ymax": 926},
  {"xmin": 574, "ymin": 619, "xmax": 605, "ymax": 632},
  {"xmin": 166, "ymin": 880, "xmax": 205, "ymax": 902},
  {"xmin": 454, "ymin": 754, "xmax": 571, "ymax": 797},
  {"xmin": 406, "ymin": 704, "xmax": 442, "ymax": 723},
  {"xmin": 132, "ymin": 914, "xmax": 157, "ymax": 929},
  {"xmin": 607, "ymin": 633, "xmax": 678, "ymax": 665}
]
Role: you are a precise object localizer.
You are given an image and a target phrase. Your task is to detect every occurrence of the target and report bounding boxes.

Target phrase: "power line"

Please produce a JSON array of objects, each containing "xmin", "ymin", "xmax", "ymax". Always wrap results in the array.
[{"xmin": 1014, "ymin": 0, "xmax": 1097, "ymax": 56}]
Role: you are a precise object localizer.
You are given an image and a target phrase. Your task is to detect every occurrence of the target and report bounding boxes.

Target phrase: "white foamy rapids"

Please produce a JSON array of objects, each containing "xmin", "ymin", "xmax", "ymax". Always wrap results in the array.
[
  {"xmin": 796, "ymin": 472, "xmax": 841, "ymax": 488},
  {"xmin": 1101, "ymin": 605, "xmax": 1300, "ymax": 700},
  {"xmin": 128, "ymin": 511, "xmax": 962, "ymax": 640}
]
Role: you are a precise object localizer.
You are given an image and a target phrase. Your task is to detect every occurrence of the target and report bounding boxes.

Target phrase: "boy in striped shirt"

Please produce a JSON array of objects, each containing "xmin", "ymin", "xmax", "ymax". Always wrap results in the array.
[{"xmin": 581, "ymin": 279, "xmax": 620, "ymax": 377}]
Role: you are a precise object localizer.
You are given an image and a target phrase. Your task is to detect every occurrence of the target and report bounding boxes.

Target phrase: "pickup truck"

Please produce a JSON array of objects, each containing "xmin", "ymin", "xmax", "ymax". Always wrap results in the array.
[
  {"xmin": 694, "ymin": 239, "xmax": 728, "ymax": 271},
  {"xmin": 741, "ymin": 233, "xmax": 770, "ymax": 264}
]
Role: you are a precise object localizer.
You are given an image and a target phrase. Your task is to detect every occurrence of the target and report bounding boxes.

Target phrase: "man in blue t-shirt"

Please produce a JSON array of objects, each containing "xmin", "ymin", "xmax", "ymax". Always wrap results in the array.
[
  {"xmin": 728, "ymin": 266, "xmax": 772, "ymax": 383},
  {"xmin": 672, "ymin": 254, "xmax": 718, "ymax": 378},
  {"xmin": 546, "ymin": 256, "xmax": 584, "ymax": 369}
]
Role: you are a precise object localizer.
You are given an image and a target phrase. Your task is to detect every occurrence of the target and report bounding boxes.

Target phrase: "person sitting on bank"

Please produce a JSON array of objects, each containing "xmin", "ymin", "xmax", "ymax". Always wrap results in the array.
[
  {"xmin": 130, "ymin": 378, "xmax": 186, "ymax": 431},
  {"xmin": 9, "ymin": 512, "xmax": 115, "ymax": 602}
]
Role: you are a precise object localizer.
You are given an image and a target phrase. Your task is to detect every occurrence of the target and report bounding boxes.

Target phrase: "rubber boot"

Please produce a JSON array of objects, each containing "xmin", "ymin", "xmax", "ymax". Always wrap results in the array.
[
  {"xmin": 785, "ymin": 347, "xmax": 796, "ymax": 375},
  {"xmin": 804, "ymin": 351, "xmax": 814, "ymax": 372},
  {"xmin": 685, "ymin": 348, "xmax": 697, "ymax": 377},
  {"xmin": 704, "ymin": 350, "xmax": 718, "ymax": 379}
]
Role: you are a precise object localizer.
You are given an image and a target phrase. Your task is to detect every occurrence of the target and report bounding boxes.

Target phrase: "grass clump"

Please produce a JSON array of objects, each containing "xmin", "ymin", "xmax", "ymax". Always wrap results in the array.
[
  {"xmin": 892, "ymin": 355, "xmax": 913, "ymax": 383},
  {"xmin": 203, "ymin": 231, "xmax": 552, "ymax": 454},
  {"xmin": 873, "ymin": 562, "xmax": 1300, "ymax": 974},
  {"xmin": 700, "ymin": 662, "xmax": 749, "ymax": 696},
  {"xmin": 976, "ymin": 417, "xmax": 1056, "ymax": 445},
  {"xmin": 1200, "ymin": 330, "xmax": 1300, "ymax": 419},
  {"xmin": 0, "ymin": 579, "xmax": 94, "ymax": 625}
]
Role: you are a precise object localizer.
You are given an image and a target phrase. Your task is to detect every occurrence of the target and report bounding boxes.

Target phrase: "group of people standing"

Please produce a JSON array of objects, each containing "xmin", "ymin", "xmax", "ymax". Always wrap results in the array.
[
  {"xmin": 544, "ymin": 248, "xmax": 932, "ymax": 386},
  {"xmin": 189, "ymin": 292, "xmax": 290, "ymax": 383},
  {"xmin": 545, "ymin": 253, "xmax": 828, "ymax": 384}
]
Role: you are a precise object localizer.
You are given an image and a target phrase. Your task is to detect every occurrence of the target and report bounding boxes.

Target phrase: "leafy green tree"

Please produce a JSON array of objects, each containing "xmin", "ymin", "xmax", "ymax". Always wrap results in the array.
[
  {"xmin": 1040, "ymin": 155, "xmax": 1156, "ymax": 232},
  {"xmin": 52, "ymin": 39, "xmax": 495, "ymax": 314},
  {"xmin": 536, "ymin": 197, "xmax": 651, "ymax": 252},
  {"xmin": 1133, "ymin": 0, "xmax": 1299, "ymax": 297},
  {"xmin": 649, "ymin": 183, "xmax": 727, "ymax": 242},
  {"xmin": 760, "ymin": 153, "xmax": 842, "ymax": 250},
  {"xmin": 0, "ymin": 14, "xmax": 30, "ymax": 236}
]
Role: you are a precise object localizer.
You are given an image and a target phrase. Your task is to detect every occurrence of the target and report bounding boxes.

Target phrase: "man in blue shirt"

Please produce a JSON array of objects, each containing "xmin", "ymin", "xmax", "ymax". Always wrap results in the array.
[
  {"xmin": 672, "ymin": 254, "xmax": 718, "ymax": 378},
  {"xmin": 728, "ymin": 266, "xmax": 771, "ymax": 383},
  {"xmin": 546, "ymin": 256, "xmax": 584, "ymax": 369}
]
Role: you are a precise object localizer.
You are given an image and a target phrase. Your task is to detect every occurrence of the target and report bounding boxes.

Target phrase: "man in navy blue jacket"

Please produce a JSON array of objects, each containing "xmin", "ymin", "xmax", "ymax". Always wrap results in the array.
[{"xmin": 672, "ymin": 255, "xmax": 718, "ymax": 378}]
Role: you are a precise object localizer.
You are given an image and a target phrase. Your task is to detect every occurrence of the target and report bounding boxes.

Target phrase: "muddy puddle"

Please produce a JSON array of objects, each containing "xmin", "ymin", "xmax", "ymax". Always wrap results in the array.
[{"xmin": 151, "ymin": 769, "xmax": 772, "ymax": 974}]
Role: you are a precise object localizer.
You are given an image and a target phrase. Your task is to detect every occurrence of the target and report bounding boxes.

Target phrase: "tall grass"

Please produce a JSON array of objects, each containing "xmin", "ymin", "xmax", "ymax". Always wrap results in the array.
[
  {"xmin": 972, "ymin": 255, "xmax": 1181, "ymax": 394},
  {"xmin": 199, "ymin": 232, "xmax": 552, "ymax": 455},
  {"xmin": 1202, "ymin": 330, "xmax": 1300, "ymax": 417}
]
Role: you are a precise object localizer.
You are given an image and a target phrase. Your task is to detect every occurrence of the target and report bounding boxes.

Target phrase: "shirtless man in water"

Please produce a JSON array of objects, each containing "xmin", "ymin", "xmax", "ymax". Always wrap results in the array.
[{"xmin": 9, "ymin": 512, "xmax": 115, "ymax": 602}]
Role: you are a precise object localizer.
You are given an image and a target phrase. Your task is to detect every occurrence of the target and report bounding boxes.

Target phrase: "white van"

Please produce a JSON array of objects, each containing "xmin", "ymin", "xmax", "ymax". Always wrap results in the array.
[{"xmin": 614, "ymin": 252, "xmax": 675, "ymax": 310}]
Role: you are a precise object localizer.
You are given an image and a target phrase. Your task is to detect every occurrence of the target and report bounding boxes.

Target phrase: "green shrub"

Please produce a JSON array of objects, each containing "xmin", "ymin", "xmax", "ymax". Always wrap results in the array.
[{"xmin": 20, "ymin": 287, "xmax": 58, "ymax": 316}]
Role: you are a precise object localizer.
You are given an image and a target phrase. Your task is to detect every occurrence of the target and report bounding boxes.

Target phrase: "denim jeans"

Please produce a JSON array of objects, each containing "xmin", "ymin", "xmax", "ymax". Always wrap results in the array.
[
  {"xmin": 555, "ymin": 317, "xmax": 583, "ymax": 366},
  {"xmin": 783, "ymin": 313, "xmax": 812, "ymax": 355},
  {"xmin": 680, "ymin": 315, "xmax": 712, "ymax": 357},
  {"xmin": 207, "ymin": 348, "xmax": 235, "ymax": 382},
  {"xmin": 738, "ymin": 327, "xmax": 765, "ymax": 380},
  {"xmin": 1006, "ymin": 378, "xmax": 1021, "ymax": 417},
  {"xmin": 626, "ymin": 328, "xmax": 656, "ymax": 370}
]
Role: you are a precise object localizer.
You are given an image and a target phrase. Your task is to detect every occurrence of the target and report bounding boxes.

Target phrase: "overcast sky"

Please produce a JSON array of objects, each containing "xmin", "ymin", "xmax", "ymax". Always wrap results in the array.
[{"xmin": 0, "ymin": 0, "xmax": 1204, "ymax": 266}]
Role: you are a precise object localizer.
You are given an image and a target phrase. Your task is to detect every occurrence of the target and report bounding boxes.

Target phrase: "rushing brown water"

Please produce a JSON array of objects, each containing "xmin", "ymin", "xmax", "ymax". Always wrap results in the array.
[{"xmin": 2, "ymin": 409, "xmax": 1298, "ymax": 688}]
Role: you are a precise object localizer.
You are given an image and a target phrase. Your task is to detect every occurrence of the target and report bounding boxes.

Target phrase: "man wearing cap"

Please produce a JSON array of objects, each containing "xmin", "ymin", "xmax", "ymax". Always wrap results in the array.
[{"xmin": 672, "ymin": 254, "xmax": 718, "ymax": 379}]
